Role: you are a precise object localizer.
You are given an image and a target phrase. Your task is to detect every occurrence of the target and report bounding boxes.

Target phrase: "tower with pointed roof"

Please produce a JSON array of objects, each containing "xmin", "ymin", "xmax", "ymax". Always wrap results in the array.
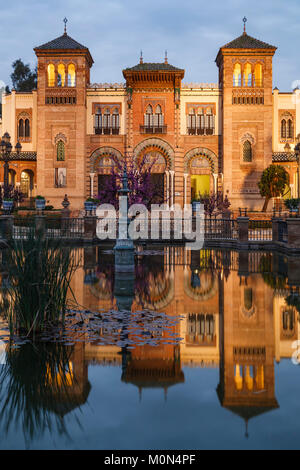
[
  {"xmin": 34, "ymin": 20, "xmax": 93, "ymax": 207},
  {"xmin": 216, "ymin": 20, "xmax": 277, "ymax": 209}
]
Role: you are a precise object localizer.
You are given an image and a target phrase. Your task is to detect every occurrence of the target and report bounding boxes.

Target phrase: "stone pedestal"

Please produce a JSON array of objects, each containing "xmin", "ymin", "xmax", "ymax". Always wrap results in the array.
[
  {"xmin": 114, "ymin": 239, "xmax": 135, "ymax": 273},
  {"xmin": 0, "ymin": 215, "xmax": 13, "ymax": 240},
  {"xmin": 272, "ymin": 218, "xmax": 280, "ymax": 242},
  {"xmin": 287, "ymin": 218, "xmax": 300, "ymax": 248},
  {"xmin": 238, "ymin": 251, "xmax": 249, "ymax": 277},
  {"xmin": 84, "ymin": 216, "xmax": 97, "ymax": 240},
  {"xmin": 35, "ymin": 215, "xmax": 46, "ymax": 240},
  {"xmin": 237, "ymin": 217, "xmax": 249, "ymax": 242}
]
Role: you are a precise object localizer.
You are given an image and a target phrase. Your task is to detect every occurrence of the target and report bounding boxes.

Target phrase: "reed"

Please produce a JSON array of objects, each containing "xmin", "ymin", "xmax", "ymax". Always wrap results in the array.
[{"xmin": 1, "ymin": 233, "xmax": 78, "ymax": 336}]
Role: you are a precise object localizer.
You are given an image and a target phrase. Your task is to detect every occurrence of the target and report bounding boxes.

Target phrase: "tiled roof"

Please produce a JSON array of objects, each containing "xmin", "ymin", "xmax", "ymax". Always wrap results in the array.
[
  {"xmin": 272, "ymin": 152, "xmax": 297, "ymax": 162},
  {"xmin": 35, "ymin": 33, "xmax": 88, "ymax": 51},
  {"xmin": 10, "ymin": 152, "xmax": 37, "ymax": 161},
  {"xmin": 221, "ymin": 33, "xmax": 276, "ymax": 50},
  {"xmin": 124, "ymin": 62, "xmax": 183, "ymax": 72}
]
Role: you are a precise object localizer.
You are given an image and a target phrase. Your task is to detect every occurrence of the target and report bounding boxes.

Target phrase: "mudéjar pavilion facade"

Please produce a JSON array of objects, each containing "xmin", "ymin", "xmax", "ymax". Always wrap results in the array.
[{"xmin": 1, "ymin": 22, "xmax": 299, "ymax": 209}]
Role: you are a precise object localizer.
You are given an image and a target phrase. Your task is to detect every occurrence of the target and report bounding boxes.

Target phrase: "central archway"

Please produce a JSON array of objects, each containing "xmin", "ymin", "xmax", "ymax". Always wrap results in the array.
[{"xmin": 134, "ymin": 139, "xmax": 175, "ymax": 205}]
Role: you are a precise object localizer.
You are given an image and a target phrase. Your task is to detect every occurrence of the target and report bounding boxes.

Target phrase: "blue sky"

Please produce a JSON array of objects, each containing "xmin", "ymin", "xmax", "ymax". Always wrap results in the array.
[{"xmin": 0, "ymin": 0, "xmax": 299, "ymax": 90}]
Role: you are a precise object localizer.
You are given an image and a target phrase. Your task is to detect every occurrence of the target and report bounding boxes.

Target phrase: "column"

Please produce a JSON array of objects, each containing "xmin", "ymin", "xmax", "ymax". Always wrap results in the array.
[
  {"xmin": 183, "ymin": 173, "xmax": 188, "ymax": 206},
  {"xmin": 213, "ymin": 173, "xmax": 218, "ymax": 194},
  {"xmin": 89, "ymin": 173, "xmax": 95, "ymax": 197},
  {"xmin": 170, "ymin": 170, "xmax": 175, "ymax": 208},
  {"xmin": 165, "ymin": 170, "xmax": 170, "ymax": 207}
]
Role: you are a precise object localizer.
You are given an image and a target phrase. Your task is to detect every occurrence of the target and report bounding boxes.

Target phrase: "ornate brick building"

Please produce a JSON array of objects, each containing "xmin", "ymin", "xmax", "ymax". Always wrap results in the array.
[{"xmin": 1, "ymin": 23, "xmax": 299, "ymax": 209}]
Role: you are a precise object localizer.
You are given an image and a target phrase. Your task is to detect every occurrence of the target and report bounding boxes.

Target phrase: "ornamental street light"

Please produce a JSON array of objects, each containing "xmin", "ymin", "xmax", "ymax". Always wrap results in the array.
[{"xmin": 0, "ymin": 133, "xmax": 22, "ymax": 187}]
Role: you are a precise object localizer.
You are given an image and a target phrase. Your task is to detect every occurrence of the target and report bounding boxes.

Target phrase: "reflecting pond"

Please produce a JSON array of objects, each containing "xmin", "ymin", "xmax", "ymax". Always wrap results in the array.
[{"xmin": 0, "ymin": 245, "xmax": 300, "ymax": 449}]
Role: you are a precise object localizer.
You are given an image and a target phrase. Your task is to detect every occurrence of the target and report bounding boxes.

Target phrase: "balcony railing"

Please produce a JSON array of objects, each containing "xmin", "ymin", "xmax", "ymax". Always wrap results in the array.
[
  {"xmin": 94, "ymin": 127, "xmax": 120, "ymax": 135},
  {"xmin": 187, "ymin": 127, "xmax": 215, "ymax": 136},
  {"xmin": 140, "ymin": 125, "xmax": 167, "ymax": 134}
]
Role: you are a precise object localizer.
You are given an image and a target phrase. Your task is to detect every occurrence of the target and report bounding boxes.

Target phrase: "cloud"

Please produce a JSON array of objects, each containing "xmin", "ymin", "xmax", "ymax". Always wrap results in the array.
[{"xmin": 0, "ymin": 0, "xmax": 299, "ymax": 90}]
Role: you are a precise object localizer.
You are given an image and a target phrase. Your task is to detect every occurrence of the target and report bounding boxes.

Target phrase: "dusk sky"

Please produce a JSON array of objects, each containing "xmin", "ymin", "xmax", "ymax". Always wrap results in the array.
[{"xmin": 0, "ymin": 0, "xmax": 299, "ymax": 91}]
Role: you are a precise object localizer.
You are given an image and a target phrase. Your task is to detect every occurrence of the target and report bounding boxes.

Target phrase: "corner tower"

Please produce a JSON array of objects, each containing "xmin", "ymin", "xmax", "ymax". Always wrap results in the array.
[
  {"xmin": 216, "ymin": 22, "xmax": 276, "ymax": 210},
  {"xmin": 34, "ymin": 23, "xmax": 93, "ymax": 208}
]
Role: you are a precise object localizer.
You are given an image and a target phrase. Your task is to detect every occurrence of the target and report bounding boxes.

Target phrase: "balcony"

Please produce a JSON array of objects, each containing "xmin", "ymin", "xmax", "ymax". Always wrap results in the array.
[
  {"xmin": 94, "ymin": 127, "xmax": 120, "ymax": 135},
  {"xmin": 187, "ymin": 127, "xmax": 215, "ymax": 136},
  {"xmin": 140, "ymin": 125, "xmax": 167, "ymax": 134}
]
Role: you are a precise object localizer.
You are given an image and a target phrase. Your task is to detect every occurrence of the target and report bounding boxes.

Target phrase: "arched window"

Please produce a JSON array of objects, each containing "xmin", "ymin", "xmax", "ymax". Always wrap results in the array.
[
  {"xmin": 188, "ymin": 109, "xmax": 196, "ymax": 134},
  {"xmin": 233, "ymin": 63, "xmax": 242, "ymax": 87},
  {"xmin": 206, "ymin": 108, "xmax": 215, "ymax": 135},
  {"xmin": 25, "ymin": 119, "xmax": 30, "ymax": 138},
  {"xmin": 57, "ymin": 140, "xmax": 65, "ymax": 161},
  {"xmin": 144, "ymin": 105, "xmax": 153, "ymax": 128},
  {"xmin": 95, "ymin": 108, "xmax": 102, "ymax": 134},
  {"xmin": 244, "ymin": 63, "xmax": 252, "ymax": 87},
  {"xmin": 244, "ymin": 287, "xmax": 253, "ymax": 311},
  {"xmin": 57, "ymin": 64, "xmax": 65, "ymax": 87},
  {"xmin": 103, "ymin": 109, "xmax": 110, "ymax": 134},
  {"xmin": 68, "ymin": 64, "xmax": 76, "ymax": 87},
  {"xmin": 111, "ymin": 108, "xmax": 120, "ymax": 134},
  {"xmin": 154, "ymin": 105, "xmax": 163, "ymax": 127},
  {"xmin": 287, "ymin": 119, "xmax": 293, "ymax": 139},
  {"xmin": 254, "ymin": 64, "xmax": 262, "ymax": 87},
  {"xmin": 243, "ymin": 140, "xmax": 252, "ymax": 162},
  {"xmin": 18, "ymin": 119, "xmax": 24, "ymax": 138},
  {"xmin": 283, "ymin": 310, "xmax": 294, "ymax": 332},
  {"xmin": 47, "ymin": 64, "xmax": 55, "ymax": 87},
  {"xmin": 197, "ymin": 108, "xmax": 205, "ymax": 135},
  {"xmin": 281, "ymin": 119, "xmax": 287, "ymax": 139}
]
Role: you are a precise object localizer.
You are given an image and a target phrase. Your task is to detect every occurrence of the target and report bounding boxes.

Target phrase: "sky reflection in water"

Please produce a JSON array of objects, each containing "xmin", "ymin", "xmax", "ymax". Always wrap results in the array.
[{"xmin": 0, "ymin": 246, "xmax": 299, "ymax": 450}]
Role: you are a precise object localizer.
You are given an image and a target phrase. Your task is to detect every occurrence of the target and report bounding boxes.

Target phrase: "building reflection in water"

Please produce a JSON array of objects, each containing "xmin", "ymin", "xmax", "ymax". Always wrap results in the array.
[{"xmin": 0, "ymin": 245, "xmax": 300, "ymax": 438}]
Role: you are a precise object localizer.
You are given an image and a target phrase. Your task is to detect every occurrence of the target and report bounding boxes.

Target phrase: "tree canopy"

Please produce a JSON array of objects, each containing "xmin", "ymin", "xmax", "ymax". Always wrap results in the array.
[
  {"xmin": 258, "ymin": 164, "xmax": 290, "ymax": 212},
  {"xmin": 10, "ymin": 59, "xmax": 37, "ymax": 92}
]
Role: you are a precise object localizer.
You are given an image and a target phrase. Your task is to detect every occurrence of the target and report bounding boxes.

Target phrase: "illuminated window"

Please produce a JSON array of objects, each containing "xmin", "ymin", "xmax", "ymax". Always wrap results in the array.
[
  {"xmin": 233, "ymin": 63, "xmax": 242, "ymax": 87},
  {"xmin": 47, "ymin": 64, "xmax": 55, "ymax": 87},
  {"xmin": 68, "ymin": 64, "xmax": 76, "ymax": 87},
  {"xmin": 254, "ymin": 64, "xmax": 262, "ymax": 87},
  {"xmin": 244, "ymin": 63, "xmax": 252, "ymax": 87},
  {"xmin": 57, "ymin": 64, "xmax": 65, "ymax": 87}
]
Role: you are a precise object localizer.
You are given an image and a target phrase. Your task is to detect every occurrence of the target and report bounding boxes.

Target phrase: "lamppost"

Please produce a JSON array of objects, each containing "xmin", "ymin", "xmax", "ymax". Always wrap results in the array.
[
  {"xmin": 0, "ymin": 133, "xmax": 22, "ymax": 188},
  {"xmin": 294, "ymin": 142, "xmax": 300, "ymax": 199}
]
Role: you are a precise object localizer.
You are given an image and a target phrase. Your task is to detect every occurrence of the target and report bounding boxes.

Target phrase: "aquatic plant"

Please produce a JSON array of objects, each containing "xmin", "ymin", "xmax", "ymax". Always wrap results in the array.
[
  {"xmin": 0, "ymin": 341, "xmax": 89, "ymax": 445},
  {"xmin": 1, "ymin": 234, "xmax": 78, "ymax": 336}
]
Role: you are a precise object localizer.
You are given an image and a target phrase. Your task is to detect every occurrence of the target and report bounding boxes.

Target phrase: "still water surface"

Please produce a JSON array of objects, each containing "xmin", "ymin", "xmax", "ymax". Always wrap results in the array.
[{"xmin": 0, "ymin": 246, "xmax": 300, "ymax": 450}]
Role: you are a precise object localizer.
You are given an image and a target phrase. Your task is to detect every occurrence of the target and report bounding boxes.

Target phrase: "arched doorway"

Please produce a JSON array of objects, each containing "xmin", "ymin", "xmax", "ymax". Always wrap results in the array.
[
  {"xmin": 97, "ymin": 155, "xmax": 119, "ymax": 193},
  {"xmin": 184, "ymin": 148, "xmax": 218, "ymax": 203},
  {"xmin": 90, "ymin": 147, "xmax": 123, "ymax": 197},
  {"xmin": 140, "ymin": 150, "xmax": 167, "ymax": 204},
  {"xmin": 8, "ymin": 169, "xmax": 16, "ymax": 186},
  {"xmin": 190, "ymin": 156, "xmax": 212, "ymax": 199},
  {"xmin": 20, "ymin": 170, "xmax": 34, "ymax": 197}
]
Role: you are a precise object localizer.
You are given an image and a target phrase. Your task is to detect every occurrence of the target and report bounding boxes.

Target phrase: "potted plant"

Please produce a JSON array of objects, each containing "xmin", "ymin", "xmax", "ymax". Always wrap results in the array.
[
  {"xmin": 35, "ymin": 195, "xmax": 46, "ymax": 211},
  {"xmin": 84, "ymin": 197, "xmax": 98, "ymax": 212},
  {"xmin": 284, "ymin": 198, "xmax": 300, "ymax": 215},
  {"xmin": 192, "ymin": 197, "xmax": 202, "ymax": 214},
  {"xmin": 2, "ymin": 198, "xmax": 14, "ymax": 212}
]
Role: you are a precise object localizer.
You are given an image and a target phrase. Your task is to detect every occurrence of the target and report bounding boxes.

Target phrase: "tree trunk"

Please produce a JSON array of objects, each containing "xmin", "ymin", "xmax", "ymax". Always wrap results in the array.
[{"xmin": 262, "ymin": 197, "xmax": 270, "ymax": 212}]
